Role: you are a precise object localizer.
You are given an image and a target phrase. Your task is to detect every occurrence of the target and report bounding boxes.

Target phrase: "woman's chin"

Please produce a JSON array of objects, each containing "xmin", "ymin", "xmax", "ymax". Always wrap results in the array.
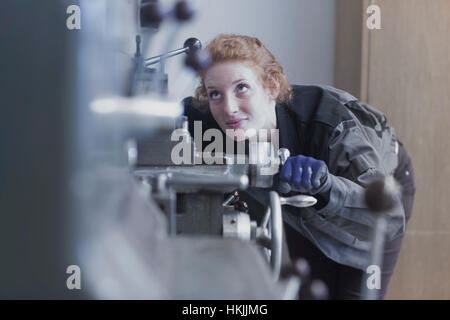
[
  {"xmin": 224, "ymin": 127, "xmax": 257, "ymax": 142},
  {"xmin": 233, "ymin": 133, "xmax": 249, "ymax": 142}
]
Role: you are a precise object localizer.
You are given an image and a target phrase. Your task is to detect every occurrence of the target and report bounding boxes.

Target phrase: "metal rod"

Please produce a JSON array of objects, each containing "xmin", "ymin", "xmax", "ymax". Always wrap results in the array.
[
  {"xmin": 365, "ymin": 215, "xmax": 387, "ymax": 300},
  {"xmin": 269, "ymin": 191, "xmax": 283, "ymax": 281},
  {"xmin": 166, "ymin": 191, "xmax": 177, "ymax": 236},
  {"xmin": 222, "ymin": 191, "xmax": 238, "ymax": 207},
  {"xmin": 261, "ymin": 206, "xmax": 271, "ymax": 229},
  {"xmin": 145, "ymin": 47, "xmax": 189, "ymax": 66},
  {"xmin": 166, "ymin": 174, "xmax": 249, "ymax": 190}
]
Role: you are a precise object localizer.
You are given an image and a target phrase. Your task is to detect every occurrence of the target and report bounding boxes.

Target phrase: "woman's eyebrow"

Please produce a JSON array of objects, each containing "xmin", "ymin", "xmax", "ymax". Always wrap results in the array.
[{"xmin": 206, "ymin": 79, "xmax": 246, "ymax": 90}]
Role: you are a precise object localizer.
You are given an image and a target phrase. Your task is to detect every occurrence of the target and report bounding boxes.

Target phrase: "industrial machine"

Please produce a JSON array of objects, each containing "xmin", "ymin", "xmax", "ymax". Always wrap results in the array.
[
  {"xmin": 79, "ymin": 0, "xmax": 327, "ymax": 299},
  {"xmin": 0, "ymin": 0, "xmax": 402, "ymax": 300},
  {"xmin": 1, "ymin": 0, "xmax": 335, "ymax": 300}
]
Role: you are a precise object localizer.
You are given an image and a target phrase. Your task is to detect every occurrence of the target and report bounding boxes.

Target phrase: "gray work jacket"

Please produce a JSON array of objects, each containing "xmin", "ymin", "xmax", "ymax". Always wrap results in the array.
[{"xmin": 271, "ymin": 84, "xmax": 404, "ymax": 271}]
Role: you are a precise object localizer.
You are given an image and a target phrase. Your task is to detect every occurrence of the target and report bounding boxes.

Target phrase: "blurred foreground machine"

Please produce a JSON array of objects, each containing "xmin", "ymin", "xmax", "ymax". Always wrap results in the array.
[
  {"xmin": 75, "ymin": 0, "xmax": 313, "ymax": 299},
  {"xmin": 0, "ymin": 0, "xmax": 325, "ymax": 299},
  {"xmin": 4, "ymin": 0, "xmax": 399, "ymax": 300}
]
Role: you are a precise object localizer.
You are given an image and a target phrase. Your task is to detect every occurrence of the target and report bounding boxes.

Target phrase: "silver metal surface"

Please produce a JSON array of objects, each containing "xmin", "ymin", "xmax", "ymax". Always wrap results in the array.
[
  {"xmin": 145, "ymin": 47, "xmax": 189, "ymax": 66},
  {"xmin": 278, "ymin": 148, "xmax": 290, "ymax": 165},
  {"xmin": 126, "ymin": 139, "xmax": 138, "ymax": 168},
  {"xmin": 269, "ymin": 191, "xmax": 283, "ymax": 281},
  {"xmin": 261, "ymin": 206, "xmax": 271, "ymax": 230},
  {"xmin": 223, "ymin": 208, "xmax": 252, "ymax": 241},
  {"xmin": 279, "ymin": 194, "xmax": 317, "ymax": 208},
  {"xmin": 277, "ymin": 148, "xmax": 292, "ymax": 194},
  {"xmin": 166, "ymin": 173, "xmax": 249, "ymax": 191}
]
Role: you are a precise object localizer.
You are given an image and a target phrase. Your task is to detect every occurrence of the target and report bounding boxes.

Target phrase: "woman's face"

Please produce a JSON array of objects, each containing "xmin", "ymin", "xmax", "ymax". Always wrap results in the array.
[{"xmin": 203, "ymin": 61, "xmax": 277, "ymax": 141}]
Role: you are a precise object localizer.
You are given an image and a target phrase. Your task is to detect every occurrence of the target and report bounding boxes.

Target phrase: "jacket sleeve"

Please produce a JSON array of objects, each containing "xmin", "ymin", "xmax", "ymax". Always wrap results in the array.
[{"xmin": 311, "ymin": 117, "xmax": 405, "ymax": 242}]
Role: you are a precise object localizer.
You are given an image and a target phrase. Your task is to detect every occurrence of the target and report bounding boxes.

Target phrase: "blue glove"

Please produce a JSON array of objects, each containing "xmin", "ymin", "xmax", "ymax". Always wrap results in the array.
[{"xmin": 280, "ymin": 155, "xmax": 331, "ymax": 194}]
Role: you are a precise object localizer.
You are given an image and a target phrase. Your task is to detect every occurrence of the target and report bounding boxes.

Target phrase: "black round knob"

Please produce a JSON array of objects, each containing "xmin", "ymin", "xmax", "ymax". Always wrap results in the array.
[
  {"xmin": 185, "ymin": 49, "xmax": 212, "ymax": 72},
  {"xmin": 140, "ymin": 3, "xmax": 165, "ymax": 28},
  {"xmin": 308, "ymin": 279, "xmax": 329, "ymax": 300},
  {"xmin": 183, "ymin": 38, "xmax": 202, "ymax": 52},
  {"xmin": 365, "ymin": 176, "xmax": 400, "ymax": 213},
  {"xmin": 174, "ymin": 0, "xmax": 195, "ymax": 22},
  {"xmin": 294, "ymin": 258, "xmax": 311, "ymax": 279}
]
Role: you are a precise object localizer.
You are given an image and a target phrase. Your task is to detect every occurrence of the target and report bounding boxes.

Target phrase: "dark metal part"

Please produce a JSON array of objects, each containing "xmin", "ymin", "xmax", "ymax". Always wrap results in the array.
[
  {"xmin": 145, "ymin": 37, "xmax": 202, "ymax": 67},
  {"xmin": 223, "ymin": 190, "xmax": 239, "ymax": 206},
  {"xmin": 185, "ymin": 48, "xmax": 212, "ymax": 72},
  {"xmin": 140, "ymin": 1, "xmax": 165, "ymax": 28},
  {"xmin": 234, "ymin": 200, "xmax": 249, "ymax": 213},
  {"xmin": 174, "ymin": 0, "xmax": 195, "ymax": 21},
  {"xmin": 363, "ymin": 176, "xmax": 400, "ymax": 300},
  {"xmin": 176, "ymin": 193, "xmax": 224, "ymax": 235}
]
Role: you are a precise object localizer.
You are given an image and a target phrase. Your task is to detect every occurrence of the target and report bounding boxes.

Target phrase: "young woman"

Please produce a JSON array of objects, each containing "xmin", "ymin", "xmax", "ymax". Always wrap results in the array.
[{"xmin": 183, "ymin": 34, "xmax": 416, "ymax": 299}]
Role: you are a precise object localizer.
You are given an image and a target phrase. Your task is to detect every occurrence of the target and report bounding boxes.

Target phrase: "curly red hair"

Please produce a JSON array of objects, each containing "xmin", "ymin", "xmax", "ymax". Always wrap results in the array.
[{"xmin": 195, "ymin": 34, "xmax": 292, "ymax": 108}]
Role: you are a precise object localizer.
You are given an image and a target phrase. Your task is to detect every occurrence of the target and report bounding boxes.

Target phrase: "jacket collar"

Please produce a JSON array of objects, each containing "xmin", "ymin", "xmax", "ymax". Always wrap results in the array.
[{"xmin": 275, "ymin": 104, "xmax": 302, "ymax": 156}]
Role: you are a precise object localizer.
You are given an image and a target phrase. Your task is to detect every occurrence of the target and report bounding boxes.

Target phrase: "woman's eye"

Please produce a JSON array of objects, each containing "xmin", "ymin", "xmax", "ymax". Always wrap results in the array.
[
  {"xmin": 236, "ymin": 84, "xmax": 249, "ymax": 93},
  {"xmin": 209, "ymin": 91, "xmax": 221, "ymax": 100}
]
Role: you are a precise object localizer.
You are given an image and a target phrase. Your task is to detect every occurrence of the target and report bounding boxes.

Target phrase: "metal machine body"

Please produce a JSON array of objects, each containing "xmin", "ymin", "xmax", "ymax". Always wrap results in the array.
[{"xmin": 2, "ymin": 0, "xmax": 329, "ymax": 299}]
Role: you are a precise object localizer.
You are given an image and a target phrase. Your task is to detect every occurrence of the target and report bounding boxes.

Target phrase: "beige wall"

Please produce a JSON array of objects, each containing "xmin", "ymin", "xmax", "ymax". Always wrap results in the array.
[{"xmin": 335, "ymin": 0, "xmax": 450, "ymax": 299}]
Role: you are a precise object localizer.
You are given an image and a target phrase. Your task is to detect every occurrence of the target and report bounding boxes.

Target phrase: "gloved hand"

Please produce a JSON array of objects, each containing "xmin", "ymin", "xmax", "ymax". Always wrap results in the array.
[{"xmin": 280, "ymin": 155, "xmax": 331, "ymax": 195}]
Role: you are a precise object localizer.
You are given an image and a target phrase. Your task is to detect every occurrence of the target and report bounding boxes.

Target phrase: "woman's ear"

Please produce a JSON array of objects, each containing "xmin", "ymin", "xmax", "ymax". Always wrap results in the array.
[{"xmin": 268, "ymin": 77, "xmax": 280, "ymax": 101}]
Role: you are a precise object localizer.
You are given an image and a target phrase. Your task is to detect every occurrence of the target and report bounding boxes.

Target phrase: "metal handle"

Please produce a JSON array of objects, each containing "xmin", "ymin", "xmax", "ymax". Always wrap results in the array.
[
  {"xmin": 269, "ymin": 191, "xmax": 283, "ymax": 281},
  {"xmin": 257, "ymin": 192, "xmax": 317, "ymax": 282},
  {"xmin": 363, "ymin": 176, "xmax": 401, "ymax": 300},
  {"xmin": 279, "ymin": 194, "xmax": 317, "ymax": 208},
  {"xmin": 145, "ymin": 38, "xmax": 201, "ymax": 67}
]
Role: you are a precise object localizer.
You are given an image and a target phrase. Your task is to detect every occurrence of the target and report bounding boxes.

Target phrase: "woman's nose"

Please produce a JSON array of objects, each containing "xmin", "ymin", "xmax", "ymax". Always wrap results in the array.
[{"xmin": 224, "ymin": 95, "xmax": 239, "ymax": 114}]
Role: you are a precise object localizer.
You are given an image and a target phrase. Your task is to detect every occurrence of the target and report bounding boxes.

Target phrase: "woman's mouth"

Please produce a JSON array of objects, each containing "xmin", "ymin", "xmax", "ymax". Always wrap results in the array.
[{"xmin": 226, "ymin": 118, "xmax": 247, "ymax": 129}]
